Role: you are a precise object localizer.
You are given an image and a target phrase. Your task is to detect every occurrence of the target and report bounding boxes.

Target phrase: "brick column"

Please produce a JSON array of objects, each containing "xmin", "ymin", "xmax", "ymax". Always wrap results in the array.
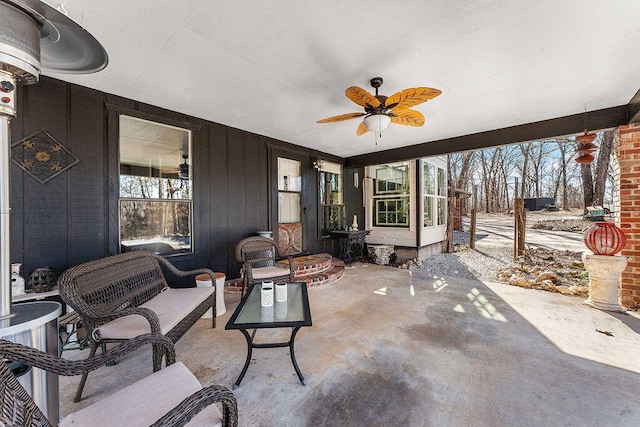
[{"xmin": 616, "ymin": 123, "xmax": 640, "ymax": 309}]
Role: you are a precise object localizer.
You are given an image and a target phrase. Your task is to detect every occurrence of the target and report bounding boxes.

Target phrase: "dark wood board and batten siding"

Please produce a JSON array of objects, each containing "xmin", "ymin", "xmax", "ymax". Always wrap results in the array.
[{"xmin": 10, "ymin": 79, "xmax": 107, "ymax": 279}]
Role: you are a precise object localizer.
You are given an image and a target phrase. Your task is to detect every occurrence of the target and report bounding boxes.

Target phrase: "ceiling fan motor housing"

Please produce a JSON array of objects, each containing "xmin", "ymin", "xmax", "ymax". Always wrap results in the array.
[{"xmin": 368, "ymin": 77, "xmax": 389, "ymax": 112}]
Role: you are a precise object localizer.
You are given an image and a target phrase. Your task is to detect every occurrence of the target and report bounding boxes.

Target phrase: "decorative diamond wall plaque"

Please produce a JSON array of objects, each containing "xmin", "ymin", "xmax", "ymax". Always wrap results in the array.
[{"xmin": 11, "ymin": 129, "xmax": 80, "ymax": 184}]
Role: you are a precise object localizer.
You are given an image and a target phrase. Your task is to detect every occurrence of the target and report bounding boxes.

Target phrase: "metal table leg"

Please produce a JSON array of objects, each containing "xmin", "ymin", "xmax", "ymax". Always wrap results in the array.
[
  {"xmin": 234, "ymin": 327, "xmax": 305, "ymax": 387},
  {"xmin": 289, "ymin": 326, "xmax": 305, "ymax": 385},
  {"xmin": 234, "ymin": 329, "xmax": 254, "ymax": 388}
]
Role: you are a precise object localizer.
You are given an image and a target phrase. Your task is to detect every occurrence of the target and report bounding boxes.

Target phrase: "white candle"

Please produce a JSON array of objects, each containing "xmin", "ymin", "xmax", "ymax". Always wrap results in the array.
[
  {"xmin": 261, "ymin": 282, "xmax": 274, "ymax": 307},
  {"xmin": 275, "ymin": 282, "xmax": 287, "ymax": 302}
]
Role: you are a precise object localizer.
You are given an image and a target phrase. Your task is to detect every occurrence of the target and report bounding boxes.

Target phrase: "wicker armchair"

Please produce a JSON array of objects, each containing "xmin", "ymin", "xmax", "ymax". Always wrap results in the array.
[
  {"xmin": 0, "ymin": 334, "xmax": 238, "ymax": 426},
  {"xmin": 235, "ymin": 236, "xmax": 295, "ymax": 296},
  {"xmin": 57, "ymin": 251, "xmax": 217, "ymax": 402}
]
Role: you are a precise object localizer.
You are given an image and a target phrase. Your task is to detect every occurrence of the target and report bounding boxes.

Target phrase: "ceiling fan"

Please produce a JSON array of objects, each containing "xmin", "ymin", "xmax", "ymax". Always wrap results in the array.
[
  {"xmin": 159, "ymin": 152, "xmax": 190, "ymax": 179},
  {"xmin": 178, "ymin": 153, "xmax": 189, "ymax": 179},
  {"xmin": 317, "ymin": 77, "xmax": 441, "ymax": 136}
]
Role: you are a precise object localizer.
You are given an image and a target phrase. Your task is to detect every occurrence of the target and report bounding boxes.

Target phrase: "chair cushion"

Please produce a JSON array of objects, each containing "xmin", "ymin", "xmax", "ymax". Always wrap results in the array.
[
  {"xmin": 98, "ymin": 288, "xmax": 214, "ymax": 340},
  {"xmin": 251, "ymin": 266, "xmax": 291, "ymax": 280},
  {"xmin": 59, "ymin": 362, "xmax": 222, "ymax": 426}
]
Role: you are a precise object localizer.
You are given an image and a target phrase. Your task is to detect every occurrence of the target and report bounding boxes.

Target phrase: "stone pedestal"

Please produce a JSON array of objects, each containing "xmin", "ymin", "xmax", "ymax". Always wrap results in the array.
[
  {"xmin": 367, "ymin": 244, "xmax": 395, "ymax": 265},
  {"xmin": 582, "ymin": 253, "xmax": 627, "ymax": 312}
]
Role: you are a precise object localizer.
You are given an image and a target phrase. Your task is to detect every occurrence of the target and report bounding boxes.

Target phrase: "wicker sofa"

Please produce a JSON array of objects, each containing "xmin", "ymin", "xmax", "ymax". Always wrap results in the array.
[
  {"xmin": 0, "ymin": 334, "xmax": 237, "ymax": 426},
  {"xmin": 58, "ymin": 251, "xmax": 217, "ymax": 402}
]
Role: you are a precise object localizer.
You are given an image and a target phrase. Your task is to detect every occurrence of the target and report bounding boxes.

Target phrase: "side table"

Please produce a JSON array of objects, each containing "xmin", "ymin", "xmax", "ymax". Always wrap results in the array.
[
  {"xmin": 195, "ymin": 273, "xmax": 227, "ymax": 317},
  {"xmin": 330, "ymin": 230, "xmax": 370, "ymax": 264},
  {"xmin": 225, "ymin": 282, "xmax": 312, "ymax": 387}
]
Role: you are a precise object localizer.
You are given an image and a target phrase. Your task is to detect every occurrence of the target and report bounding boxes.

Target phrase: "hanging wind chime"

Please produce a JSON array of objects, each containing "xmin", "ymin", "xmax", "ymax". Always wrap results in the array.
[{"xmin": 575, "ymin": 107, "xmax": 597, "ymax": 164}]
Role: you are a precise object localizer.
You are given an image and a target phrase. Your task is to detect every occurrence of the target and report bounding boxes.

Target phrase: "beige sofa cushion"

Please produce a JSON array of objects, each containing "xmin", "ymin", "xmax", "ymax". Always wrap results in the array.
[
  {"xmin": 251, "ymin": 266, "xmax": 290, "ymax": 280},
  {"xmin": 98, "ymin": 288, "xmax": 214, "ymax": 340},
  {"xmin": 59, "ymin": 362, "xmax": 222, "ymax": 426}
]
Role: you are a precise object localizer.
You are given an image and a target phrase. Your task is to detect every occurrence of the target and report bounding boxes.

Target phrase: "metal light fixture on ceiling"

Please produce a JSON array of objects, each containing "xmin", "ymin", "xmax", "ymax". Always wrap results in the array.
[
  {"xmin": 311, "ymin": 157, "xmax": 324, "ymax": 170},
  {"xmin": 363, "ymin": 113, "xmax": 391, "ymax": 133}
]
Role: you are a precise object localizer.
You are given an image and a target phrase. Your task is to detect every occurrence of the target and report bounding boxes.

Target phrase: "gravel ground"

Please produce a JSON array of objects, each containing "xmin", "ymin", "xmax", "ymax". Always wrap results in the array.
[
  {"xmin": 415, "ymin": 245, "xmax": 514, "ymax": 282},
  {"xmin": 413, "ymin": 210, "xmax": 589, "ymax": 283}
]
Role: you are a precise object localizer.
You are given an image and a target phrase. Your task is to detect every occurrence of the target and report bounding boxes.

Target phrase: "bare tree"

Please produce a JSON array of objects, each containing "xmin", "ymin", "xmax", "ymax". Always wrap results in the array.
[
  {"xmin": 518, "ymin": 142, "xmax": 533, "ymax": 198},
  {"xmin": 456, "ymin": 151, "xmax": 476, "ymax": 190},
  {"xmin": 580, "ymin": 130, "xmax": 613, "ymax": 211},
  {"xmin": 479, "ymin": 148, "xmax": 504, "ymax": 212},
  {"xmin": 593, "ymin": 130, "xmax": 614, "ymax": 206},
  {"xmin": 529, "ymin": 141, "xmax": 548, "ymax": 197},
  {"xmin": 447, "ymin": 131, "xmax": 614, "ymax": 213},
  {"xmin": 449, "ymin": 151, "xmax": 476, "ymax": 215},
  {"xmin": 558, "ymin": 140, "xmax": 570, "ymax": 210}
]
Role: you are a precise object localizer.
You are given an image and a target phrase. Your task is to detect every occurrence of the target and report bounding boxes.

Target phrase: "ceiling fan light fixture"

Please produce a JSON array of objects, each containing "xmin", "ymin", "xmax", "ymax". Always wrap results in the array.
[{"xmin": 363, "ymin": 114, "xmax": 391, "ymax": 132}]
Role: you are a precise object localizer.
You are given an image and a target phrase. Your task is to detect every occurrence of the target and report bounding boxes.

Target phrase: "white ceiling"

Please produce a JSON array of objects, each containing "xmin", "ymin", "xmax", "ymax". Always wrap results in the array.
[{"xmin": 44, "ymin": 0, "xmax": 640, "ymax": 158}]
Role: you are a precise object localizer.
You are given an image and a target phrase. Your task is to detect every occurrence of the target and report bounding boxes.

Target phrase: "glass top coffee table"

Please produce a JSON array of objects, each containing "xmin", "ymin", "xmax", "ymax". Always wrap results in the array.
[{"xmin": 225, "ymin": 282, "xmax": 312, "ymax": 387}]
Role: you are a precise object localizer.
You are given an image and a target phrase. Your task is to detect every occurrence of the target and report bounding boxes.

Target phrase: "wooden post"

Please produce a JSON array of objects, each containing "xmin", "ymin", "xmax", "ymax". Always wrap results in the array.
[
  {"xmin": 470, "ymin": 184, "xmax": 477, "ymax": 249},
  {"xmin": 513, "ymin": 198, "xmax": 526, "ymax": 259},
  {"xmin": 445, "ymin": 179, "xmax": 454, "ymax": 253},
  {"xmin": 518, "ymin": 201, "xmax": 526, "ymax": 256},
  {"xmin": 514, "ymin": 198, "xmax": 522, "ymax": 259},
  {"xmin": 514, "ymin": 199, "xmax": 519, "ymax": 260},
  {"xmin": 513, "ymin": 178, "xmax": 519, "ymax": 260},
  {"xmin": 444, "ymin": 160, "xmax": 455, "ymax": 253}
]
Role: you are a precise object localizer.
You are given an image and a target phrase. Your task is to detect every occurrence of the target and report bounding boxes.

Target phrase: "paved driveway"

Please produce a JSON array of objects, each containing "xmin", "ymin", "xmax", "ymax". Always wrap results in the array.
[{"xmin": 457, "ymin": 212, "xmax": 588, "ymax": 252}]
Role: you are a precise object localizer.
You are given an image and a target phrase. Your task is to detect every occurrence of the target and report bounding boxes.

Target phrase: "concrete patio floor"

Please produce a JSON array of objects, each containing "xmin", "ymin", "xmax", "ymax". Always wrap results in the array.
[{"xmin": 59, "ymin": 263, "xmax": 640, "ymax": 426}]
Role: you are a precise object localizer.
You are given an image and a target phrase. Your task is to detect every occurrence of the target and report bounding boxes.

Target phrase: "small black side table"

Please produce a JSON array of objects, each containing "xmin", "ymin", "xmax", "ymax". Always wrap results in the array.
[
  {"xmin": 330, "ymin": 230, "xmax": 370, "ymax": 264},
  {"xmin": 225, "ymin": 282, "xmax": 312, "ymax": 387}
]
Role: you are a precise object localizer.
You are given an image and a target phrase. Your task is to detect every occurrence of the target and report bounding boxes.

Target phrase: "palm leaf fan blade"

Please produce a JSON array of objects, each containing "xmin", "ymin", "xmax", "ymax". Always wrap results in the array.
[
  {"xmin": 356, "ymin": 121, "xmax": 369, "ymax": 136},
  {"xmin": 390, "ymin": 109, "xmax": 425, "ymax": 127},
  {"xmin": 317, "ymin": 112, "xmax": 366, "ymax": 123},
  {"xmin": 385, "ymin": 87, "xmax": 442, "ymax": 111},
  {"xmin": 345, "ymin": 86, "xmax": 381, "ymax": 108}
]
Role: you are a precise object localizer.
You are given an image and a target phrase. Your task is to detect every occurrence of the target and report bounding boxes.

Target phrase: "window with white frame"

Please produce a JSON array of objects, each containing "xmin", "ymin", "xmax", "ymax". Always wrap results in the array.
[
  {"xmin": 423, "ymin": 162, "xmax": 435, "ymax": 227},
  {"xmin": 372, "ymin": 162, "xmax": 410, "ymax": 227},
  {"xmin": 437, "ymin": 166, "xmax": 447, "ymax": 225}
]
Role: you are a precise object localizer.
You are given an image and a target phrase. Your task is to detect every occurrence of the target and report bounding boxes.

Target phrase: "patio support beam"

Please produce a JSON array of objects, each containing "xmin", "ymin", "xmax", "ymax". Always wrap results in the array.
[
  {"xmin": 628, "ymin": 88, "xmax": 640, "ymax": 124},
  {"xmin": 345, "ymin": 105, "xmax": 628, "ymax": 168}
]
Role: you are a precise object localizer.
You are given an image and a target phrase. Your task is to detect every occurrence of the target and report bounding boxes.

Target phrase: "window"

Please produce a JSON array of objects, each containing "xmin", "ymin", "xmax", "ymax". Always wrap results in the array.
[
  {"xmin": 318, "ymin": 161, "xmax": 344, "ymax": 237},
  {"xmin": 277, "ymin": 157, "xmax": 302, "ymax": 224},
  {"xmin": 423, "ymin": 163, "xmax": 435, "ymax": 227},
  {"xmin": 119, "ymin": 116, "xmax": 193, "ymax": 255},
  {"xmin": 277, "ymin": 157, "xmax": 304, "ymax": 254},
  {"xmin": 423, "ymin": 161, "xmax": 446, "ymax": 227},
  {"xmin": 372, "ymin": 162, "xmax": 410, "ymax": 227},
  {"xmin": 437, "ymin": 167, "xmax": 446, "ymax": 196},
  {"xmin": 437, "ymin": 166, "xmax": 447, "ymax": 225}
]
